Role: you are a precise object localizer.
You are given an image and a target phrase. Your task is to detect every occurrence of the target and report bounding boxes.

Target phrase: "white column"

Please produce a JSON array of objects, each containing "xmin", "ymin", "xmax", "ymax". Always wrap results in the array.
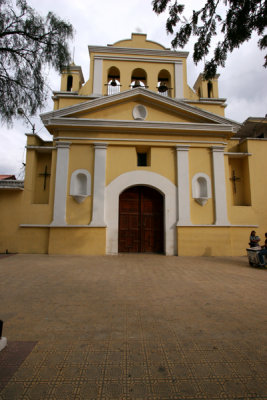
[
  {"xmin": 211, "ymin": 146, "xmax": 230, "ymax": 225},
  {"xmin": 51, "ymin": 142, "xmax": 71, "ymax": 226},
  {"xmin": 93, "ymin": 58, "xmax": 103, "ymax": 96},
  {"xmin": 174, "ymin": 62, "xmax": 184, "ymax": 99},
  {"xmin": 90, "ymin": 143, "xmax": 108, "ymax": 227},
  {"xmin": 176, "ymin": 145, "xmax": 191, "ymax": 225}
]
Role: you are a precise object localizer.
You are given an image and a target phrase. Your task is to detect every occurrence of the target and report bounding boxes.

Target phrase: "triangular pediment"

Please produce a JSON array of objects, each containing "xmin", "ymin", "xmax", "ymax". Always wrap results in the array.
[{"xmin": 41, "ymin": 88, "xmax": 240, "ymax": 134}]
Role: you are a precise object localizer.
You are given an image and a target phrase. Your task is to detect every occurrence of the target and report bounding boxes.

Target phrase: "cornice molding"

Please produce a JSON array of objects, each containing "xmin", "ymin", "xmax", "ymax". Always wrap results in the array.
[
  {"xmin": 52, "ymin": 92, "xmax": 98, "ymax": 100},
  {"xmin": 56, "ymin": 141, "xmax": 71, "ymax": 149},
  {"xmin": 178, "ymin": 224, "xmax": 258, "ymax": 227},
  {"xmin": 88, "ymin": 45, "xmax": 189, "ymax": 59},
  {"xmin": 184, "ymin": 98, "xmax": 227, "ymax": 105},
  {"xmin": 20, "ymin": 224, "xmax": 94, "ymax": 228},
  {"xmin": 225, "ymin": 152, "xmax": 252, "ymax": 157},
  {"xmin": 94, "ymin": 55, "xmax": 182, "ymax": 64},
  {"xmin": 0, "ymin": 180, "xmax": 24, "ymax": 190},
  {"xmin": 55, "ymin": 136, "xmax": 227, "ymax": 145},
  {"xmin": 26, "ymin": 146, "xmax": 55, "ymax": 150},
  {"xmin": 43, "ymin": 117, "xmax": 234, "ymax": 135}
]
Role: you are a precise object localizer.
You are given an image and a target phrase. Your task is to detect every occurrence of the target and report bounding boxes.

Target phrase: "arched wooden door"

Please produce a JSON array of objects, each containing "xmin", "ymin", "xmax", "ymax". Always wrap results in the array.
[{"xmin": 118, "ymin": 186, "xmax": 164, "ymax": 253}]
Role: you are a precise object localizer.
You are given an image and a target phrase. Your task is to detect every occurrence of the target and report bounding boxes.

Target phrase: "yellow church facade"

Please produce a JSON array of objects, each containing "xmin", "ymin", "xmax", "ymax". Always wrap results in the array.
[{"xmin": 1, "ymin": 33, "xmax": 266, "ymax": 256}]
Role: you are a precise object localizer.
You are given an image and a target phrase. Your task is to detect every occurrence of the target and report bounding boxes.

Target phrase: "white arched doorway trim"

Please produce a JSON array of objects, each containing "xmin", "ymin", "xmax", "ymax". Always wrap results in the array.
[{"xmin": 105, "ymin": 171, "xmax": 177, "ymax": 255}]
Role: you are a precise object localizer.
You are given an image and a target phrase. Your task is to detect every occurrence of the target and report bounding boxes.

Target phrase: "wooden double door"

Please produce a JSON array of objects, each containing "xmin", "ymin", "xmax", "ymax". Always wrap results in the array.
[{"xmin": 119, "ymin": 186, "xmax": 164, "ymax": 253}]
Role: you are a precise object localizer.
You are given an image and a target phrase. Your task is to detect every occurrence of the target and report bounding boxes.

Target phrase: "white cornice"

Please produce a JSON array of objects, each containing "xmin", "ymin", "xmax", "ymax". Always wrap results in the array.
[
  {"xmin": 53, "ymin": 91, "xmax": 79, "ymax": 95},
  {"xmin": 94, "ymin": 55, "xmax": 182, "ymax": 64},
  {"xmin": 20, "ymin": 224, "xmax": 94, "ymax": 228},
  {"xmin": 43, "ymin": 117, "xmax": 234, "ymax": 136},
  {"xmin": 53, "ymin": 91, "xmax": 98, "ymax": 100},
  {"xmin": 88, "ymin": 45, "xmax": 189, "ymax": 59},
  {"xmin": 225, "ymin": 152, "xmax": 252, "ymax": 157},
  {"xmin": 55, "ymin": 136, "xmax": 227, "ymax": 145},
  {"xmin": 0, "ymin": 180, "xmax": 24, "ymax": 190},
  {"xmin": 26, "ymin": 146, "xmax": 56, "ymax": 151},
  {"xmin": 185, "ymin": 98, "xmax": 227, "ymax": 105},
  {"xmin": 178, "ymin": 224, "xmax": 258, "ymax": 227},
  {"xmin": 20, "ymin": 223, "xmax": 258, "ymax": 228},
  {"xmin": 41, "ymin": 88, "xmax": 240, "ymax": 129}
]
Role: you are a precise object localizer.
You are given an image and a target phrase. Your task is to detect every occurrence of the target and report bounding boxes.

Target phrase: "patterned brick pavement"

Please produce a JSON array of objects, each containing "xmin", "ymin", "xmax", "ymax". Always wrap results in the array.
[{"xmin": 0, "ymin": 254, "xmax": 266, "ymax": 399}]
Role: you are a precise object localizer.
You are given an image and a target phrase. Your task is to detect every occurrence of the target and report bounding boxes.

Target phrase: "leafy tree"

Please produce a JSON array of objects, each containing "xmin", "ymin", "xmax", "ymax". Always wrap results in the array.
[
  {"xmin": 0, "ymin": 0, "xmax": 73, "ymax": 124},
  {"xmin": 152, "ymin": 0, "xmax": 267, "ymax": 79}
]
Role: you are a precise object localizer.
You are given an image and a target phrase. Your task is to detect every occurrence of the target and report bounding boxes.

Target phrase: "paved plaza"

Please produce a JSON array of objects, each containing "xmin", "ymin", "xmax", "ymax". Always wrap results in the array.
[{"xmin": 0, "ymin": 253, "xmax": 266, "ymax": 399}]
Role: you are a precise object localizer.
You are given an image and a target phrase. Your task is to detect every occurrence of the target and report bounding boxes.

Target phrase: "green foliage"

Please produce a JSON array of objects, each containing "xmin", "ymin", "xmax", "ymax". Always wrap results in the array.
[
  {"xmin": 152, "ymin": 0, "xmax": 267, "ymax": 79},
  {"xmin": 0, "ymin": 0, "xmax": 73, "ymax": 124}
]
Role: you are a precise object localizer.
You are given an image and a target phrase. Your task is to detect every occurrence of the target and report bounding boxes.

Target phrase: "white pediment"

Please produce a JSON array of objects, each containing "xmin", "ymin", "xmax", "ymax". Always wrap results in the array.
[{"xmin": 41, "ymin": 87, "xmax": 241, "ymax": 133}]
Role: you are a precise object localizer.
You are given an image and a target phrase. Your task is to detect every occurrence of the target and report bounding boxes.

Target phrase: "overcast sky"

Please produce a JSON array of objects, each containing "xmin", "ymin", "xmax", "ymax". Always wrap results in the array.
[{"xmin": 1, "ymin": 0, "xmax": 266, "ymax": 177}]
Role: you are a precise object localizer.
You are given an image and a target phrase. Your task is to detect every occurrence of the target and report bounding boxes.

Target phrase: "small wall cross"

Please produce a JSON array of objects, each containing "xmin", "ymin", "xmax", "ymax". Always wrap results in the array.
[
  {"xmin": 230, "ymin": 170, "xmax": 240, "ymax": 193},
  {"xmin": 39, "ymin": 165, "xmax": 51, "ymax": 190}
]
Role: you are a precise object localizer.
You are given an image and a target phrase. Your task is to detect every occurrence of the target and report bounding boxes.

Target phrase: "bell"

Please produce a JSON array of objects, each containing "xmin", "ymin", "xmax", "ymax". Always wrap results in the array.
[
  {"xmin": 110, "ymin": 79, "xmax": 117, "ymax": 87},
  {"xmin": 133, "ymin": 80, "xmax": 141, "ymax": 88},
  {"xmin": 158, "ymin": 84, "xmax": 168, "ymax": 93}
]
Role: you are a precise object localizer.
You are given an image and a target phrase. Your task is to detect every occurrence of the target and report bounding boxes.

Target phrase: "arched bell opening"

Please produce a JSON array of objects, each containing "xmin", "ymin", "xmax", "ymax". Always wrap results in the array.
[
  {"xmin": 67, "ymin": 75, "xmax": 73, "ymax": 92},
  {"xmin": 107, "ymin": 66, "xmax": 121, "ymax": 95},
  {"xmin": 207, "ymin": 81, "xmax": 213, "ymax": 98},
  {"xmin": 131, "ymin": 68, "xmax": 147, "ymax": 89},
  {"xmin": 157, "ymin": 69, "xmax": 171, "ymax": 97}
]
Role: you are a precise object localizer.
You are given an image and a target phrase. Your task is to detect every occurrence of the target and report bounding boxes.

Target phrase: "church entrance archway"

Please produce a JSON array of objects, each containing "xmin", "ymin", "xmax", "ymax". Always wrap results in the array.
[{"xmin": 118, "ymin": 185, "xmax": 164, "ymax": 253}]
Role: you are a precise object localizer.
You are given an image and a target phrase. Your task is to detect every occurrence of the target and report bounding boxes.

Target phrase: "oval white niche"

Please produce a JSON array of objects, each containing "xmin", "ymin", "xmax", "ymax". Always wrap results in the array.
[{"xmin": 133, "ymin": 105, "xmax": 147, "ymax": 121}]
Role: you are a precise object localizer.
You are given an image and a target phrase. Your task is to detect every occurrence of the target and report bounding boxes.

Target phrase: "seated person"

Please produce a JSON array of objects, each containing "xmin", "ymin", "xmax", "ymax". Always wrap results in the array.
[
  {"xmin": 258, "ymin": 232, "xmax": 267, "ymax": 266},
  {"xmin": 261, "ymin": 232, "xmax": 267, "ymax": 249},
  {"xmin": 249, "ymin": 230, "xmax": 260, "ymax": 247}
]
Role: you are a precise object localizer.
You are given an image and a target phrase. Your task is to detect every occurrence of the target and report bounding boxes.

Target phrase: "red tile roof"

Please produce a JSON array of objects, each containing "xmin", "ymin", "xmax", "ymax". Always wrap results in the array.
[{"xmin": 0, "ymin": 175, "xmax": 16, "ymax": 180}]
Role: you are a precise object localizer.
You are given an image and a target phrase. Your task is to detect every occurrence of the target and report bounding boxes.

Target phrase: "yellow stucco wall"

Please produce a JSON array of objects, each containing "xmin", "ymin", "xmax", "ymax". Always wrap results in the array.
[
  {"xmin": 187, "ymin": 102, "xmax": 225, "ymax": 117},
  {"xmin": 54, "ymin": 97, "xmax": 92, "ymax": 111},
  {"xmin": 48, "ymin": 227, "xmax": 106, "ymax": 255},
  {"xmin": 0, "ymin": 191, "xmax": 23, "ymax": 253},
  {"xmin": 177, "ymin": 226, "xmax": 252, "ymax": 256},
  {"xmin": 189, "ymin": 147, "xmax": 214, "ymax": 225},
  {"xmin": 18, "ymin": 228, "xmax": 49, "ymax": 254},
  {"xmin": 20, "ymin": 148, "xmax": 55, "ymax": 225},
  {"xmin": 245, "ymin": 140, "xmax": 267, "ymax": 238},
  {"xmin": 66, "ymin": 144, "xmax": 94, "ymax": 225},
  {"xmin": 106, "ymin": 146, "xmax": 176, "ymax": 186},
  {"xmin": 113, "ymin": 33, "xmax": 166, "ymax": 50},
  {"xmin": 73, "ymin": 99, "xmax": 213, "ymax": 124}
]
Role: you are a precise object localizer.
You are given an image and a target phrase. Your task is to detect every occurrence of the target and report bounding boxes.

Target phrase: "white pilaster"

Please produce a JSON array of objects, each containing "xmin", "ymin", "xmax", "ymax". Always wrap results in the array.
[
  {"xmin": 174, "ymin": 62, "xmax": 184, "ymax": 99},
  {"xmin": 93, "ymin": 58, "xmax": 103, "ymax": 96},
  {"xmin": 51, "ymin": 142, "xmax": 71, "ymax": 226},
  {"xmin": 90, "ymin": 143, "xmax": 108, "ymax": 227},
  {"xmin": 176, "ymin": 145, "xmax": 191, "ymax": 225},
  {"xmin": 211, "ymin": 146, "xmax": 230, "ymax": 225}
]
